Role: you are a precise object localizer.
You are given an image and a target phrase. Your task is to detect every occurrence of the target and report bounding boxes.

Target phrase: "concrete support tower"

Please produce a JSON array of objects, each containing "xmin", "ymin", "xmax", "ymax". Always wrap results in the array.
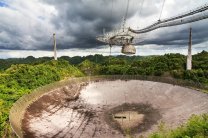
[
  {"xmin": 53, "ymin": 33, "xmax": 57, "ymax": 60},
  {"xmin": 187, "ymin": 27, "xmax": 192, "ymax": 70}
]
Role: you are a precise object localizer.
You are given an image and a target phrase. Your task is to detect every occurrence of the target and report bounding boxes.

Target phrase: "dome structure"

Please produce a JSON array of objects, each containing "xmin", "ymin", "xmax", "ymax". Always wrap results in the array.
[{"xmin": 121, "ymin": 45, "xmax": 136, "ymax": 55}]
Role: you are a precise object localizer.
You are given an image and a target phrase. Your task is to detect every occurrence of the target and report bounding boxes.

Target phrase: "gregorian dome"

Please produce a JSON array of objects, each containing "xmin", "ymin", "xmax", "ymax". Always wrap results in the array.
[{"xmin": 121, "ymin": 44, "xmax": 136, "ymax": 55}]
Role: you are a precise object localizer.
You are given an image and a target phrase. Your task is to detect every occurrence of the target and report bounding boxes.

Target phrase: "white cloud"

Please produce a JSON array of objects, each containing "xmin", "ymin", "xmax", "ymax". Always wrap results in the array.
[
  {"xmin": 0, "ymin": 0, "xmax": 207, "ymax": 58},
  {"xmin": 0, "ymin": 42, "xmax": 207, "ymax": 59},
  {"xmin": 0, "ymin": 0, "xmax": 58, "ymax": 49}
]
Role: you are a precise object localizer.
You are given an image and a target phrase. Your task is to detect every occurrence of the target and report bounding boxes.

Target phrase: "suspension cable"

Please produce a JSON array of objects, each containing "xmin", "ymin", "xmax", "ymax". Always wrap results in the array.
[
  {"xmin": 123, "ymin": 0, "xmax": 130, "ymax": 29},
  {"xmin": 109, "ymin": 0, "xmax": 115, "ymax": 58},
  {"xmin": 138, "ymin": 0, "xmax": 145, "ymax": 16},
  {"xmin": 137, "ymin": 0, "xmax": 145, "ymax": 28},
  {"xmin": 110, "ymin": 0, "xmax": 114, "ymax": 21},
  {"xmin": 159, "ymin": 0, "xmax": 166, "ymax": 21},
  {"xmin": 129, "ymin": 4, "xmax": 208, "ymax": 34},
  {"xmin": 189, "ymin": 0, "xmax": 193, "ymax": 28},
  {"xmin": 120, "ymin": 55, "xmax": 138, "ymax": 80}
]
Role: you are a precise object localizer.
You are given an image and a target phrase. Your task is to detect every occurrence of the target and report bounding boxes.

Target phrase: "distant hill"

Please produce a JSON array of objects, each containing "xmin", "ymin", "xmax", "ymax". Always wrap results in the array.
[{"xmin": 0, "ymin": 54, "xmax": 147, "ymax": 71}]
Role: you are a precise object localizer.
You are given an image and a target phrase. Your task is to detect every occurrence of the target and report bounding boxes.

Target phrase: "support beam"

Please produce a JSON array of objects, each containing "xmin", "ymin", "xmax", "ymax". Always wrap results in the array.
[
  {"xmin": 187, "ymin": 27, "xmax": 192, "ymax": 70},
  {"xmin": 53, "ymin": 33, "xmax": 57, "ymax": 60}
]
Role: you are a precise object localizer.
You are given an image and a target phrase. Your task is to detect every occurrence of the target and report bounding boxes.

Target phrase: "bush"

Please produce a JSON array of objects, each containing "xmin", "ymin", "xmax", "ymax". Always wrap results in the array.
[
  {"xmin": 171, "ymin": 70, "xmax": 184, "ymax": 79},
  {"xmin": 149, "ymin": 114, "xmax": 208, "ymax": 138}
]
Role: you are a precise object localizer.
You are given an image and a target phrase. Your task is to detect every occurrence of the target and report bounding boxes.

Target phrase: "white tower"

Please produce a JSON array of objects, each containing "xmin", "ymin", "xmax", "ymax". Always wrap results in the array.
[
  {"xmin": 53, "ymin": 33, "xmax": 57, "ymax": 60},
  {"xmin": 187, "ymin": 27, "xmax": 192, "ymax": 70}
]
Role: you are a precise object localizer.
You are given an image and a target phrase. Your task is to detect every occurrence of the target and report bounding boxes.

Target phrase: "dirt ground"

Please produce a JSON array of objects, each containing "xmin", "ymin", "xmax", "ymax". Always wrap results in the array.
[
  {"xmin": 113, "ymin": 111, "xmax": 145, "ymax": 131},
  {"xmin": 105, "ymin": 103, "xmax": 161, "ymax": 135},
  {"xmin": 22, "ymin": 80, "xmax": 208, "ymax": 138}
]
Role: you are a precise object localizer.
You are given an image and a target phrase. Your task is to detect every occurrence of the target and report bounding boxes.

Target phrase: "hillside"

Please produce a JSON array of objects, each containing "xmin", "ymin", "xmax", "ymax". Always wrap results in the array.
[
  {"xmin": 77, "ymin": 51, "xmax": 208, "ymax": 87},
  {"xmin": 0, "ymin": 60, "xmax": 84, "ymax": 137}
]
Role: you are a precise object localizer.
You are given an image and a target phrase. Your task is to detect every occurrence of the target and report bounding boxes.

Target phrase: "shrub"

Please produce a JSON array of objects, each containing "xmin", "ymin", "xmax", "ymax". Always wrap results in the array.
[{"xmin": 149, "ymin": 114, "xmax": 208, "ymax": 138}]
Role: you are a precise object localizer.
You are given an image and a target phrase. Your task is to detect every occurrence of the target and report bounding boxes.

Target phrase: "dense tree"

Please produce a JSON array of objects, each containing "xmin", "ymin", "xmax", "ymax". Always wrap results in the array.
[{"xmin": 78, "ymin": 59, "xmax": 101, "ymax": 75}]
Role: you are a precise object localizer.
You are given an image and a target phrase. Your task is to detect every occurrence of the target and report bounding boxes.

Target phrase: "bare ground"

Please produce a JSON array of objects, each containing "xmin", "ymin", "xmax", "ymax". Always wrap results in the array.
[
  {"xmin": 104, "ymin": 103, "xmax": 161, "ymax": 135},
  {"xmin": 22, "ymin": 80, "xmax": 208, "ymax": 138}
]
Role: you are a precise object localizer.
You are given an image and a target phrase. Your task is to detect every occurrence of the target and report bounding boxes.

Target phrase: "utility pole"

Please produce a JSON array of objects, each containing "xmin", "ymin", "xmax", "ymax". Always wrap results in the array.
[
  {"xmin": 53, "ymin": 33, "xmax": 57, "ymax": 60},
  {"xmin": 187, "ymin": 27, "xmax": 192, "ymax": 70}
]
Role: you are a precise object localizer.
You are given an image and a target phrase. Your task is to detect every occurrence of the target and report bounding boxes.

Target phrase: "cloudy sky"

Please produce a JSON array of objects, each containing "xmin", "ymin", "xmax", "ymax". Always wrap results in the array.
[{"xmin": 0, "ymin": 0, "xmax": 208, "ymax": 58}]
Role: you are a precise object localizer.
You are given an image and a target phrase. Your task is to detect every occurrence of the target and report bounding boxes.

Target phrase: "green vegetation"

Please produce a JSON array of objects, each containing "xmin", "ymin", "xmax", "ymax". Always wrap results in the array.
[
  {"xmin": 78, "ymin": 59, "xmax": 101, "ymax": 75},
  {"xmin": 149, "ymin": 114, "xmax": 208, "ymax": 138},
  {"xmin": 0, "ymin": 60, "xmax": 83, "ymax": 137},
  {"xmin": 0, "ymin": 50, "xmax": 207, "ymax": 137},
  {"xmin": 74, "ymin": 51, "xmax": 208, "ymax": 89}
]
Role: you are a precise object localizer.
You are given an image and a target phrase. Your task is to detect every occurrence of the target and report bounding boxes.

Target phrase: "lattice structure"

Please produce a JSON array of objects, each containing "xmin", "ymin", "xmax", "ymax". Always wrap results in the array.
[
  {"xmin": 96, "ymin": 28, "xmax": 136, "ymax": 46},
  {"xmin": 96, "ymin": 3, "xmax": 208, "ymax": 55}
]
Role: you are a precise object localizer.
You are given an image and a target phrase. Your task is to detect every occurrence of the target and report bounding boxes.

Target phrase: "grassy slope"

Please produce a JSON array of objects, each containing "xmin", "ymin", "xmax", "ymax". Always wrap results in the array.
[{"xmin": 0, "ymin": 60, "xmax": 84, "ymax": 137}]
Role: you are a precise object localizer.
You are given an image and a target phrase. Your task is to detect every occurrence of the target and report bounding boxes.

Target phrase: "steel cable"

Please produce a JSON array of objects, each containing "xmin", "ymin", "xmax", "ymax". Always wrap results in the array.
[
  {"xmin": 159, "ymin": 0, "xmax": 166, "ymax": 21},
  {"xmin": 130, "ymin": 3, "xmax": 208, "ymax": 34}
]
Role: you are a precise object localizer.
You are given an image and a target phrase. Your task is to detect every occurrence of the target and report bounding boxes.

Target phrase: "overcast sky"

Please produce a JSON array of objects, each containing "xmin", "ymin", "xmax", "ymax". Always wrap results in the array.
[{"xmin": 0, "ymin": 0, "xmax": 208, "ymax": 58}]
